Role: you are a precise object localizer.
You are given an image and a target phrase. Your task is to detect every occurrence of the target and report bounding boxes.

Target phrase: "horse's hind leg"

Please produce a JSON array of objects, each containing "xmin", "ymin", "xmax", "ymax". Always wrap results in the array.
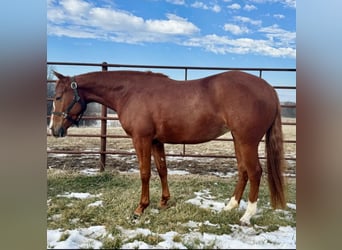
[
  {"xmin": 239, "ymin": 143, "xmax": 262, "ymax": 225},
  {"xmin": 224, "ymin": 139, "xmax": 262, "ymax": 225},
  {"xmin": 152, "ymin": 140, "xmax": 170, "ymax": 208}
]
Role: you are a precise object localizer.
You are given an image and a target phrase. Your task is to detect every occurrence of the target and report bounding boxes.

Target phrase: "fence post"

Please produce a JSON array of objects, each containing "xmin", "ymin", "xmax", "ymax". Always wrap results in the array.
[
  {"xmin": 182, "ymin": 68, "xmax": 188, "ymax": 155},
  {"xmin": 100, "ymin": 62, "xmax": 108, "ymax": 171}
]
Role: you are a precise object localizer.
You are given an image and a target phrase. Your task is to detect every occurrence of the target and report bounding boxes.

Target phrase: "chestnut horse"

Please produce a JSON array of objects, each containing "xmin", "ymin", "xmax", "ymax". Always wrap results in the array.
[{"xmin": 49, "ymin": 70, "xmax": 286, "ymax": 225}]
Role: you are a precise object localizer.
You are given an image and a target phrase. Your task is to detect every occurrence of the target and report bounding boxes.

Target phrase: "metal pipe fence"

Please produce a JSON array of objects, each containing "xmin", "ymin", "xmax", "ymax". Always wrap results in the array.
[{"xmin": 47, "ymin": 62, "xmax": 296, "ymax": 170}]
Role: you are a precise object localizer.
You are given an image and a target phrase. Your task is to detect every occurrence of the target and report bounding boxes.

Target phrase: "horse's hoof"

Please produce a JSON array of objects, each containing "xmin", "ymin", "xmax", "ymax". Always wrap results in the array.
[
  {"xmin": 239, "ymin": 220, "xmax": 251, "ymax": 226},
  {"xmin": 128, "ymin": 213, "xmax": 140, "ymax": 224},
  {"xmin": 132, "ymin": 213, "xmax": 140, "ymax": 220},
  {"xmin": 158, "ymin": 203, "xmax": 168, "ymax": 210}
]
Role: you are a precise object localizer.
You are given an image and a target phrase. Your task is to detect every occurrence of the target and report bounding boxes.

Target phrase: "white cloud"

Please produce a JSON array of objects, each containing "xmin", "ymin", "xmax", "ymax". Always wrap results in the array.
[
  {"xmin": 250, "ymin": 0, "xmax": 296, "ymax": 9},
  {"xmin": 258, "ymin": 24, "xmax": 296, "ymax": 47},
  {"xmin": 212, "ymin": 4, "xmax": 222, "ymax": 13},
  {"xmin": 184, "ymin": 22, "xmax": 296, "ymax": 58},
  {"xmin": 48, "ymin": 0, "xmax": 199, "ymax": 43},
  {"xmin": 183, "ymin": 30, "xmax": 296, "ymax": 58},
  {"xmin": 146, "ymin": 14, "xmax": 200, "ymax": 35},
  {"xmin": 227, "ymin": 3, "xmax": 241, "ymax": 10},
  {"xmin": 234, "ymin": 16, "xmax": 262, "ymax": 26},
  {"xmin": 243, "ymin": 4, "xmax": 257, "ymax": 11},
  {"xmin": 191, "ymin": 1, "xmax": 208, "ymax": 10},
  {"xmin": 166, "ymin": 0, "xmax": 186, "ymax": 5},
  {"xmin": 48, "ymin": 0, "xmax": 295, "ymax": 59},
  {"xmin": 283, "ymin": 0, "xmax": 296, "ymax": 8},
  {"xmin": 224, "ymin": 24, "xmax": 249, "ymax": 35},
  {"xmin": 191, "ymin": 1, "xmax": 221, "ymax": 12},
  {"xmin": 88, "ymin": 8, "xmax": 145, "ymax": 32},
  {"xmin": 274, "ymin": 14, "xmax": 285, "ymax": 19}
]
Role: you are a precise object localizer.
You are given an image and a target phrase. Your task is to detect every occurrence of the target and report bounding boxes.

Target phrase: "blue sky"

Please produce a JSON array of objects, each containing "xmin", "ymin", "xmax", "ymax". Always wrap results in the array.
[{"xmin": 47, "ymin": 0, "xmax": 296, "ymax": 101}]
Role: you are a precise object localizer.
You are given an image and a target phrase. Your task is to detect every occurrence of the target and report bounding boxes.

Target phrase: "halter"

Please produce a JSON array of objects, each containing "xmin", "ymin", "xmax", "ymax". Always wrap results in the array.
[{"xmin": 52, "ymin": 78, "xmax": 87, "ymax": 126}]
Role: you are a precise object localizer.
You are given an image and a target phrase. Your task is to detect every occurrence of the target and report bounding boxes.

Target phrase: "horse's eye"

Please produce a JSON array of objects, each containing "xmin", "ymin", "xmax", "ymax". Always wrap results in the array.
[{"xmin": 55, "ymin": 96, "xmax": 62, "ymax": 101}]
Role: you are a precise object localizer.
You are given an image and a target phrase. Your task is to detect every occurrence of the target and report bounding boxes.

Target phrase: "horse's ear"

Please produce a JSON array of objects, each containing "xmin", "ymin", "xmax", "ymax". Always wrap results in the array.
[{"xmin": 53, "ymin": 71, "xmax": 66, "ymax": 80}]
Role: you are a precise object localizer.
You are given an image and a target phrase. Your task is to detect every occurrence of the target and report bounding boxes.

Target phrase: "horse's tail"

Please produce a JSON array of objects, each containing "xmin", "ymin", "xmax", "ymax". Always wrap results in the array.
[{"xmin": 266, "ymin": 92, "xmax": 286, "ymax": 209}]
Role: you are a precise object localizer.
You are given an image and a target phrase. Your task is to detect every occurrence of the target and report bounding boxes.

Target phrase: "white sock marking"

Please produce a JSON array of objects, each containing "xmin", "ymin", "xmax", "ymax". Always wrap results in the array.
[
  {"xmin": 240, "ymin": 200, "xmax": 257, "ymax": 225},
  {"xmin": 224, "ymin": 196, "xmax": 239, "ymax": 211}
]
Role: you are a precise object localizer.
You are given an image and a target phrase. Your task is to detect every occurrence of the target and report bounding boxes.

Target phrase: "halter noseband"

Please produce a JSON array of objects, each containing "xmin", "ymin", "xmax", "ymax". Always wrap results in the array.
[{"xmin": 52, "ymin": 78, "xmax": 87, "ymax": 126}]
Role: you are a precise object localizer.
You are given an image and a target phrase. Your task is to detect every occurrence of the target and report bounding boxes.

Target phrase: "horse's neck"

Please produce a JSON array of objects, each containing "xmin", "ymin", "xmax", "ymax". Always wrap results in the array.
[{"xmin": 79, "ymin": 73, "xmax": 132, "ymax": 112}]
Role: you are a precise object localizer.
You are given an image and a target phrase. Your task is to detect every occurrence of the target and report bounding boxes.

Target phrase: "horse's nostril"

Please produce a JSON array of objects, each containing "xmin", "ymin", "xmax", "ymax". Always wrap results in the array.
[
  {"xmin": 58, "ymin": 127, "xmax": 66, "ymax": 137},
  {"xmin": 51, "ymin": 126, "xmax": 66, "ymax": 137}
]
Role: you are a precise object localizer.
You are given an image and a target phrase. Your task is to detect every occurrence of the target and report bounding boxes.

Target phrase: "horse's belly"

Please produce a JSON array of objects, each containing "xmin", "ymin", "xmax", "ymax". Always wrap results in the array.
[{"xmin": 156, "ymin": 122, "xmax": 230, "ymax": 144}]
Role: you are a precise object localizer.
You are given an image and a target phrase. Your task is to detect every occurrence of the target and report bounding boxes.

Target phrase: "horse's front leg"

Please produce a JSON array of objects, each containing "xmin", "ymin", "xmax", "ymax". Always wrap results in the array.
[
  {"xmin": 152, "ymin": 140, "xmax": 170, "ymax": 209},
  {"xmin": 132, "ymin": 136, "xmax": 152, "ymax": 216}
]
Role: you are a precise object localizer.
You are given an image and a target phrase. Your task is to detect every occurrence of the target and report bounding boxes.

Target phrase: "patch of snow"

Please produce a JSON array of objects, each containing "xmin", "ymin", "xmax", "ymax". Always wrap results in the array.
[
  {"xmin": 212, "ymin": 171, "xmax": 237, "ymax": 178},
  {"xmin": 287, "ymin": 203, "xmax": 296, "ymax": 210},
  {"xmin": 47, "ymin": 226, "xmax": 106, "ymax": 249},
  {"xmin": 119, "ymin": 227, "xmax": 152, "ymax": 239},
  {"xmin": 168, "ymin": 169, "xmax": 190, "ymax": 175},
  {"xmin": 88, "ymin": 200, "xmax": 103, "ymax": 207},
  {"xmin": 120, "ymin": 168, "xmax": 140, "ymax": 174},
  {"xmin": 47, "ymin": 223, "xmax": 296, "ymax": 249},
  {"xmin": 185, "ymin": 220, "xmax": 198, "ymax": 228},
  {"xmin": 203, "ymin": 220, "xmax": 219, "ymax": 227},
  {"xmin": 185, "ymin": 189, "xmax": 250, "ymax": 213},
  {"xmin": 182, "ymin": 226, "xmax": 296, "ymax": 249},
  {"xmin": 118, "ymin": 225, "xmax": 295, "ymax": 249},
  {"xmin": 69, "ymin": 218, "xmax": 80, "ymax": 224},
  {"xmin": 185, "ymin": 220, "xmax": 219, "ymax": 229},
  {"xmin": 185, "ymin": 189, "xmax": 226, "ymax": 212},
  {"xmin": 49, "ymin": 214, "xmax": 62, "ymax": 221},
  {"xmin": 57, "ymin": 192, "xmax": 102, "ymax": 199},
  {"xmin": 150, "ymin": 208, "xmax": 159, "ymax": 214},
  {"xmin": 80, "ymin": 168, "xmax": 100, "ymax": 176},
  {"xmin": 156, "ymin": 231, "xmax": 187, "ymax": 249}
]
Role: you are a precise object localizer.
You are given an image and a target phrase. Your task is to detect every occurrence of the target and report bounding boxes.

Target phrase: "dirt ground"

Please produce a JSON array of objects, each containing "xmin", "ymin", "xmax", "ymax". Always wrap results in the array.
[{"xmin": 47, "ymin": 118, "xmax": 296, "ymax": 178}]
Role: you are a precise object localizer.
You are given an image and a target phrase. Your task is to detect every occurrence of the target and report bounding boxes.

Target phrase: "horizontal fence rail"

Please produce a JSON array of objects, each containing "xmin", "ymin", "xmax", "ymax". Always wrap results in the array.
[{"xmin": 47, "ymin": 62, "xmax": 296, "ymax": 170}]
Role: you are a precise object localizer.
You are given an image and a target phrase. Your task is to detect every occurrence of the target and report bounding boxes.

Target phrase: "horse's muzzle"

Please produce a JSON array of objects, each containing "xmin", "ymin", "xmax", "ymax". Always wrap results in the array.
[{"xmin": 51, "ymin": 126, "xmax": 67, "ymax": 138}]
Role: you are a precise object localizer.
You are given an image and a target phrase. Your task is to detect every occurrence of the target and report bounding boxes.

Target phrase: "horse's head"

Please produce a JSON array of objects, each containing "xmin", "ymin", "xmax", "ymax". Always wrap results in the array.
[{"xmin": 49, "ymin": 71, "xmax": 87, "ymax": 137}]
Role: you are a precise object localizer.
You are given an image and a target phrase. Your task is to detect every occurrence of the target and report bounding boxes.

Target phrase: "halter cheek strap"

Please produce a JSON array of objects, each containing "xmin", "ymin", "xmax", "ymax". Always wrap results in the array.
[{"xmin": 52, "ymin": 78, "xmax": 87, "ymax": 126}]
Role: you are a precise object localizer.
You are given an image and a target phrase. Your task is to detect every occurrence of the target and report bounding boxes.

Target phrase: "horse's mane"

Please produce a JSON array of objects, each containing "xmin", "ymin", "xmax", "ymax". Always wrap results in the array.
[{"xmin": 144, "ymin": 71, "xmax": 169, "ymax": 78}]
